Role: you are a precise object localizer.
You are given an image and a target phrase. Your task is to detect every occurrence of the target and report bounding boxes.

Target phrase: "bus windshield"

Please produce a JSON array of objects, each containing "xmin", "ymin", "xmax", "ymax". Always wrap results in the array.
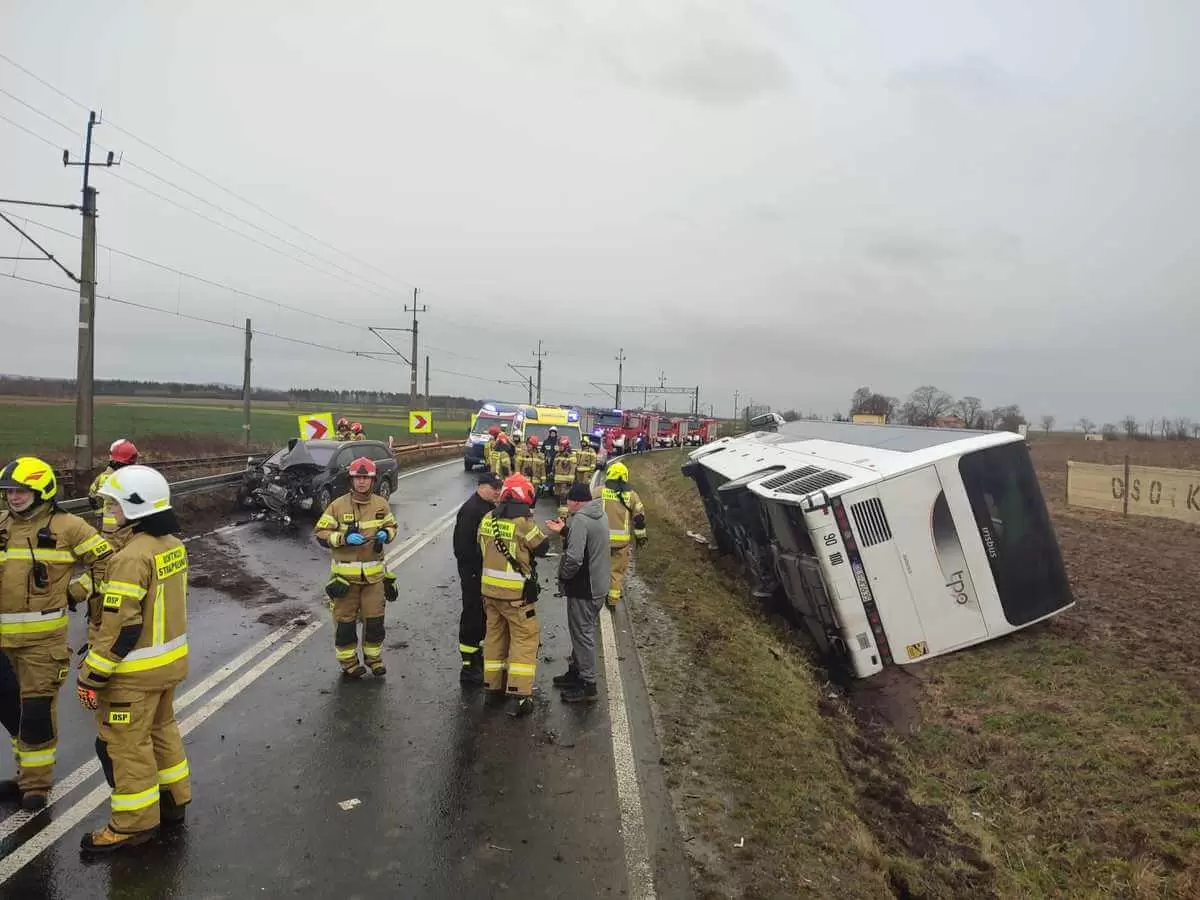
[
  {"xmin": 472, "ymin": 415, "xmax": 513, "ymax": 436},
  {"xmin": 958, "ymin": 443, "xmax": 1072, "ymax": 626},
  {"xmin": 525, "ymin": 423, "xmax": 582, "ymax": 448}
]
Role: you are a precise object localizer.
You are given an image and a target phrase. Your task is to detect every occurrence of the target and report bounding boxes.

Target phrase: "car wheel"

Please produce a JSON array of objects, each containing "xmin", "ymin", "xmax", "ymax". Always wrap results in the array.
[
  {"xmin": 316, "ymin": 486, "xmax": 333, "ymax": 513},
  {"xmin": 464, "ymin": 458, "xmax": 474, "ymax": 471},
  {"xmin": 377, "ymin": 477, "xmax": 392, "ymax": 499}
]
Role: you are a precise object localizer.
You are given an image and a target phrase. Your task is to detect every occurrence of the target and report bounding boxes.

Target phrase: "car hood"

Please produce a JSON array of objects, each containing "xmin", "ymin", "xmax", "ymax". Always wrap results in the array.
[{"xmin": 278, "ymin": 443, "xmax": 327, "ymax": 472}]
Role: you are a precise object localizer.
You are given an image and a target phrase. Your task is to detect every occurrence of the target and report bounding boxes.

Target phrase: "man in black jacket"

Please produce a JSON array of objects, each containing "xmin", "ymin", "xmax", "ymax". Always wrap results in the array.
[{"xmin": 453, "ymin": 473, "xmax": 502, "ymax": 685}]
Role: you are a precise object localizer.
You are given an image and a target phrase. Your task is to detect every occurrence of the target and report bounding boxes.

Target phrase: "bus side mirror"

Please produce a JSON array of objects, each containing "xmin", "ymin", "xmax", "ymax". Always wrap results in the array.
[{"xmin": 801, "ymin": 490, "xmax": 831, "ymax": 513}]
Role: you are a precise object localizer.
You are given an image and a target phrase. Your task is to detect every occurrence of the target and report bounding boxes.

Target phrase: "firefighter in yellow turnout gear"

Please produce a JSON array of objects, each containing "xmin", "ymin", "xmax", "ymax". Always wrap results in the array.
[
  {"xmin": 574, "ymin": 437, "xmax": 597, "ymax": 487},
  {"xmin": 75, "ymin": 465, "xmax": 189, "ymax": 854},
  {"xmin": 88, "ymin": 438, "xmax": 139, "ymax": 535},
  {"xmin": 314, "ymin": 457, "xmax": 398, "ymax": 678},
  {"xmin": 516, "ymin": 435, "xmax": 546, "ymax": 489},
  {"xmin": 0, "ymin": 457, "xmax": 112, "ymax": 811},
  {"xmin": 478, "ymin": 474, "xmax": 549, "ymax": 718},
  {"xmin": 602, "ymin": 461, "xmax": 647, "ymax": 609},
  {"xmin": 490, "ymin": 433, "xmax": 515, "ymax": 479},
  {"xmin": 552, "ymin": 438, "xmax": 577, "ymax": 519}
]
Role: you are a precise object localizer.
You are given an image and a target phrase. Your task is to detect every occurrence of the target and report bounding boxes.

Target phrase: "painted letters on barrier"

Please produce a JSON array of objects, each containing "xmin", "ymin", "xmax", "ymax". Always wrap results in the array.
[{"xmin": 1067, "ymin": 461, "xmax": 1200, "ymax": 524}]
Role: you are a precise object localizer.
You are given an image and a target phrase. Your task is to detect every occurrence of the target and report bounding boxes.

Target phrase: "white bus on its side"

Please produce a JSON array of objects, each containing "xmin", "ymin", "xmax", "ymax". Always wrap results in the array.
[{"xmin": 682, "ymin": 421, "xmax": 1074, "ymax": 678}]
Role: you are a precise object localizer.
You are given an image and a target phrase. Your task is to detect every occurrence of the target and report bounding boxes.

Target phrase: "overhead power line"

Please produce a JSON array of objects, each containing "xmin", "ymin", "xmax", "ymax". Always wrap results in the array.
[
  {"xmin": 15, "ymin": 214, "xmax": 368, "ymax": 332},
  {"xmin": 0, "ymin": 210, "xmax": 78, "ymax": 282},
  {"xmin": 0, "ymin": 111, "xmax": 61, "ymax": 150},
  {"xmin": 106, "ymin": 170, "xmax": 396, "ymax": 302},
  {"xmin": 0, "ymin": 271, "xmax": 406, "ymax": 363},
  {"xmin": 0, "ymin": 53, "xmax": 417, "ymax": 294}
]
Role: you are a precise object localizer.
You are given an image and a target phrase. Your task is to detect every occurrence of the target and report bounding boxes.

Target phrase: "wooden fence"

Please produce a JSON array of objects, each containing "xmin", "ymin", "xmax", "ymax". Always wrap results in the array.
[{"xmin": 1066, "ymin": 459, "xmax": 1200, "ymax": 525}]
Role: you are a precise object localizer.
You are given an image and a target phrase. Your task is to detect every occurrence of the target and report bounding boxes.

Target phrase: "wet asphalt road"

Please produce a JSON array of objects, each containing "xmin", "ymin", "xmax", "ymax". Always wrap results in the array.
[{"xmin": 0, "ymin": 460, "xmax": 689, "ymax": 899}]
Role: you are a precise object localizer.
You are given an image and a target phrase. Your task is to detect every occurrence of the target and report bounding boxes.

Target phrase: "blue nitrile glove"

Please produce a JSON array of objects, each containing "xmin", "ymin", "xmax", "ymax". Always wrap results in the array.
[
  {"xmin": 345, "ymin": 532, "xmax": 366, "ymax": 546},
  {"xmin": 375, "ymin": 530, "xmax": 390, "ymax": 543}
]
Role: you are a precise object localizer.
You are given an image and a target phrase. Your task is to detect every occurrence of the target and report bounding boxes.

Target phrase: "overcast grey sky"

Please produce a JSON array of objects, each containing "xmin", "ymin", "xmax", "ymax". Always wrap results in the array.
[{"xmin": 2, "ymin": 1, "xmax": 1197, "ymax": 425}]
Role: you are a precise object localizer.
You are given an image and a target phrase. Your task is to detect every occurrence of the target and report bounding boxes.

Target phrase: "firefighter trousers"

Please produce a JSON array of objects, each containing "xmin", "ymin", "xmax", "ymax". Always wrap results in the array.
[
  {"xmin": 458, "ymin": 565, "xmax": 485, "ymax": 669},
  {"xmin": 554, "ymin": 483, "xmax": 571, "ymax": 519},
  {"xmin": 331, "ymin": 581, "xmax": 386, "ymax": 670},
  {"xmin": 609, "ymin": 545, "xmax": 631, "ymax": 608},
  {"xmin": 482, "ymin": 595, "xmax": 539, "ymax": 696},
  {"xmin": 0, "ymin": 642, "xmax": 71, "ymax": 792},
  {"xmin": 95, "ymin": 685, "xmax": 190, "ymax": 834}
]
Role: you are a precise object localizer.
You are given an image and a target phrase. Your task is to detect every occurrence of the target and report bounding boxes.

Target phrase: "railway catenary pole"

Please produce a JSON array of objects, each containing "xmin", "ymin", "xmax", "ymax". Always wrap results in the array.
[
  {"xmin": 64, "ymin": 111, "xmax": 119, "ymax": 492},
  {"xmin": 405, "ymin": 288, "xmax": 427, "ymax": 409},
  {"xmin": 242, "ymin": 318, "xmax": 252, "ymax": 448},
  {"xmin": 533, "ymin": 340, "xmax": 548, "ymax": 405}
]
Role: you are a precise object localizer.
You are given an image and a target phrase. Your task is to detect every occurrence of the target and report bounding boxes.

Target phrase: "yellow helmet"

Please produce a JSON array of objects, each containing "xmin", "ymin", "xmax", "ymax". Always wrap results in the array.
[
  {"xmin": 0, "ymin": 456, "xmax": 58, "ymax": 501},
  {"xmin": 606, "ymin": 461, "xmax": 629, "ymax": 483}
]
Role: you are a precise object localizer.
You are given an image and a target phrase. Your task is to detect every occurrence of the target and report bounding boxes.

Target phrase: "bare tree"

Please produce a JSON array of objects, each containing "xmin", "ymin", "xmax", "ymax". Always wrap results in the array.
[
  {"xmin": 781, "ymin": 409, "xmax": 801, "ymax": 422},
  {"xmin": 849, "ymin": 387, "xmax": 897, "ymax": 419},
  {"xmin": 1077, "ymin": 417, "xmax": 1096, "ymax": 435},
  {"xmin": 1040, "ymin": 414, "xmax": 1056, "ymax": 433},
  {"xmin": 1101, "ymin": 423, "xmax": 1118, "ymax": 439},
  {"xmin": 1160, "ymin": 417, "xmax": 1174, "ymax": 439},
  {"xmin": 903, "ymin": 385, "xmax": 955, "ymax": 426},
  {"xmin": 1173, "ymin": 418, "xmax": 1192, "ymax": 440},
  {"xmin": 1120, "ymin": 415, "xmax": 1138, "ymax": 439},
  {"xmin": 956, "ymin": 396, "xmax": 984, "ymax": 429},
  {"xmin": 989, "ymin": 405, "xmax": 1025, "ymax": 432}
]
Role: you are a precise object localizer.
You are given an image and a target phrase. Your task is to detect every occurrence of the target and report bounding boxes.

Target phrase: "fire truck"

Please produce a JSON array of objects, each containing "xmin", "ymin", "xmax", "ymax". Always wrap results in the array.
[
  {"xmin": 681, "ymin": 417, "xmax": 720, "ymax": 446},
  {"xmin": 656, "ymin": 418, "xmax": 683, "ymax": 447},
  {"xmin": 585, "ymin": 408, "xmax": 663, "ymax": 454}
]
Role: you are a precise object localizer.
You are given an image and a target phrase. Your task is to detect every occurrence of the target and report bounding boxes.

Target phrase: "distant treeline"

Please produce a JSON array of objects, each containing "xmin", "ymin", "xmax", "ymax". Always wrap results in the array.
[{"xmin": 0, "ymin": 375, "xmax": 483, "ymax": 409}]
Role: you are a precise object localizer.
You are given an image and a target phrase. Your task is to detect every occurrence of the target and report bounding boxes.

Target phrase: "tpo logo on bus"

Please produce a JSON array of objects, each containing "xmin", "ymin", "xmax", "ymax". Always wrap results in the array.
[{"xmin": 946, "ymin": 570, "xmax": 971, "ymax": 606}]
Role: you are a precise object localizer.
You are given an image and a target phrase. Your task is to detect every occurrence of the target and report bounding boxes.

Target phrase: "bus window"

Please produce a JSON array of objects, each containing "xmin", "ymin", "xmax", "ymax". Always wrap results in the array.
[{"xmin": 958, "ymin": 443, "xmax": 1072, "ymax": 626}]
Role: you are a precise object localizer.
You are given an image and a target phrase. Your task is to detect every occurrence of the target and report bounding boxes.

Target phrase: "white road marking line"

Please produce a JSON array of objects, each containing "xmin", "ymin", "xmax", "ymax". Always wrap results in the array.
[
  {"xmin": 600, "ymin": 612, "xmax": 657, "ymax": 900},
  {"xmin": 0, "ymin": 621, "xmax": 306, "ymax": 840},
  {"xmin": 394, "ymin": 458, "xmax": 458, "ymax": 482},
  {"xmin": 383, "ymin": 508, "xmax": 458, "ymax": 570},
  {"xmin": 0, "ymin": 620, "xmax": 323, "ymax": 884}
]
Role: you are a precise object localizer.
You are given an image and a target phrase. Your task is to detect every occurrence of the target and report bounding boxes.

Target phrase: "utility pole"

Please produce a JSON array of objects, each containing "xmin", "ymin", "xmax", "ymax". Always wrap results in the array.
[
  {"xmin": 614, "ymin": 348, "xmax": 626, "ymax": 408},
  {"xmin": 424, "ymin": 355, "xmax": 430, "ymax": 406},
  {"xmin": 693, "ymin": 387, "xmax": 700, "ymax": 416},
  {"xmin": 242, "ymin": 319, "xmax": 252, "ymax": 448},
  {"xmin": 64, "ymin": 111, "xmax": 118, "ymax": 491},
  {"xmin": 532, "ymin": 340, "xmax": 548, "ymax": 405},
  {"xmin": 733, "ymin": 390, "xmax": 740, "ymax": 421},
  {"xmin": 405, "ymin": 288, "xmax": 427, "ymax": 408}
]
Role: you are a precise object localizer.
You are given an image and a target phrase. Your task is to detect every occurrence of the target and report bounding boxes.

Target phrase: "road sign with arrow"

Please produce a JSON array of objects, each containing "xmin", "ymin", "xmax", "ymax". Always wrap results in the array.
[
  {"xmin": 298, "ymin": 412, "xmax": 336, "ymax": 440},
  {"xmin": 408, "ymin": 410, "xmax": 432, "ymax": 434}
]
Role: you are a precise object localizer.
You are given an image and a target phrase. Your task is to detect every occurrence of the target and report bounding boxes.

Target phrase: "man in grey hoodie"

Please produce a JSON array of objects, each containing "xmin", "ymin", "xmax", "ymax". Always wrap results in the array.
[{"xmin": 544, "ymin": 483, "xmax": 611, "ymax": 703}]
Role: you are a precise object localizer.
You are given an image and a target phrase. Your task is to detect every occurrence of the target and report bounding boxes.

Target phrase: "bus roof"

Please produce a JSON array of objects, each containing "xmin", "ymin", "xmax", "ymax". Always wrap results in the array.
[{"xmin": 688, "ymin": 421, "xmax": 1023, "ymax": 504}]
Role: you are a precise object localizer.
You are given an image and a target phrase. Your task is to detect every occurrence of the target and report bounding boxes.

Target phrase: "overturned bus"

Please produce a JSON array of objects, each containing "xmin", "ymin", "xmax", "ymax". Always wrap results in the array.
[{"xmin": 682, "ymin": 421, "xmax": 1074, "ymax": 678}]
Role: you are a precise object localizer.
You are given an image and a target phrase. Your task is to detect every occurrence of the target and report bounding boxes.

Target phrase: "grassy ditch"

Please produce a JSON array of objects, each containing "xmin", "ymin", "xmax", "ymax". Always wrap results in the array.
[{"xmin": 627, "ymin": 450, "xmax": 1199, "ymax": 899}]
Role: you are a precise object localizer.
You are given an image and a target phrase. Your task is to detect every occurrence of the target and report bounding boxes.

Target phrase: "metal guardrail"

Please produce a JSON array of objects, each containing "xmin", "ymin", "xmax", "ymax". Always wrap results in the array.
[
  {"xmin": 59, "ymin": 471, "xmax": 244, "ymax": 513},
  {"xmin": 55, "ymin": 440, "xmax": 465, "ymax": 511}
]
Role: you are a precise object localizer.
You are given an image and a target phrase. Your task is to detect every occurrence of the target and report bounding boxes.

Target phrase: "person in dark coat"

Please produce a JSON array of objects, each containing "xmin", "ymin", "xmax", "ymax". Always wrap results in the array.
[{"xmin": 452, "ymin": 473, "xmax": 502, "ymax": 685}]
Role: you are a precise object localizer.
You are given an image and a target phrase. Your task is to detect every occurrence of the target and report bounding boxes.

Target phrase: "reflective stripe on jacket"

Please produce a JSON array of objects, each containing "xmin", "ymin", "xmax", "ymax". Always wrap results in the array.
[
  {"xmin": 478, "ymin": 512, "xmax": 547, "ymax": 601},
  {"xmin": 79, "ymin": 532, "xmax": 189, "ymax": 690},
  {"xmin": 314, "ymin": 492, "xmax": 398, "ymax": 584},
  {"xmin": 603, "ymin": 487, "xmax": 646, "ymax": 546},
  {"xmin": 0, "ymin": 506, "xmax": 111, "ymax": 648}
]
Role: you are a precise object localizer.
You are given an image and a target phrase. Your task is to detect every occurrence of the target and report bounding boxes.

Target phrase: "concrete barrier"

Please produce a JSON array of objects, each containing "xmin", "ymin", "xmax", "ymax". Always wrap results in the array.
[{"xmin": 1067, "ymin": 460, "xmax": 1200, "ymax": 524}]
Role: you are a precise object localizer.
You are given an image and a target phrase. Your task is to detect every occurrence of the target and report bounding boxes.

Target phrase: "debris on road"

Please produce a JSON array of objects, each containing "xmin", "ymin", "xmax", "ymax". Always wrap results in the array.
[{"xmin": 338, "ymin": 798, "xmax": 362, "ymax": 811}]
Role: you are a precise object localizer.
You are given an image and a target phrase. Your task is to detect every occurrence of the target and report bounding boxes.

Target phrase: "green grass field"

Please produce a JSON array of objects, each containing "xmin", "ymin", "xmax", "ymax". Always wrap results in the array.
[{"xmin": 0, "ymin": 398, "xmax": 470, "ymax": 461}]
